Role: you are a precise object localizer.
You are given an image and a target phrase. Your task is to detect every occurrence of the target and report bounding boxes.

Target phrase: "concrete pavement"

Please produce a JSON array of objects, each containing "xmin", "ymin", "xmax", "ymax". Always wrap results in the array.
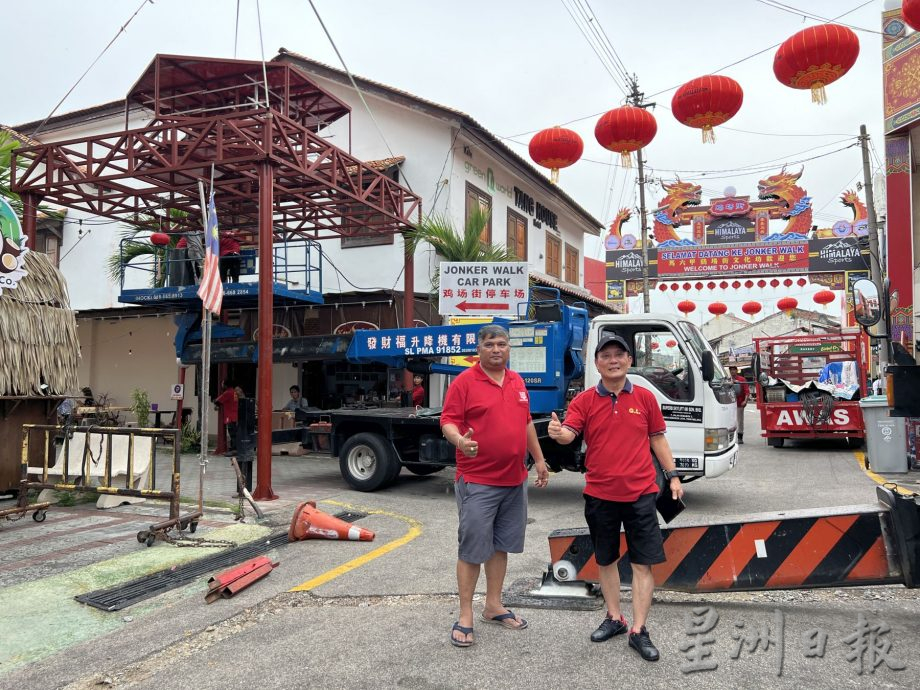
[{"xmin": 0, "ymin": 407, "xmax": 918, "ymax": 688}]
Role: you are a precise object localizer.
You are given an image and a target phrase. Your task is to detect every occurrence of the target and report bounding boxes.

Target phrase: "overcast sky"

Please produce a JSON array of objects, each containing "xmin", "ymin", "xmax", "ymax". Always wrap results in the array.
[{"xmin": 2, "ymin": 0, "xmax": 890, "ymax": 322}]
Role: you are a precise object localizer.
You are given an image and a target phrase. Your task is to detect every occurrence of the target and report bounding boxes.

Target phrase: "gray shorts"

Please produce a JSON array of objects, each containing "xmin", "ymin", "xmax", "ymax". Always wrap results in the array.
[{"xmin": 455, "ymin": 477, "xmax": 527, "ymax": 564}]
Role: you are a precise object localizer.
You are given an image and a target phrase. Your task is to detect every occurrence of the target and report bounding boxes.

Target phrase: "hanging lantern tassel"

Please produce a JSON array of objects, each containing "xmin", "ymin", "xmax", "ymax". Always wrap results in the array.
[
  {"xmin": 550, "ymin": 167, "xmax": 560, "ymax": 185},
  {"xmin": 620, "ymin": 152, "xmax": 633, "ymax": 169},
  {"xmin": 811, "ymin": 82, "xmax": 827, "ymax": 105},
  {"xmin": 701, "ymin": 125, "xmax": 715, "ymax": 144}
]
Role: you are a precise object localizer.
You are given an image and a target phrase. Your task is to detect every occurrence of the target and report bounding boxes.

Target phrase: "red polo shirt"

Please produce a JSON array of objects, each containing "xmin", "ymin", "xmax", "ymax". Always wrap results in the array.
[
  {"xmin": 441, "ymin": 363, "xmax": 531, "ymax": 486},
  {"xmin": 562, "ymin": 379, "xmax": 665, "ymax": 502}
]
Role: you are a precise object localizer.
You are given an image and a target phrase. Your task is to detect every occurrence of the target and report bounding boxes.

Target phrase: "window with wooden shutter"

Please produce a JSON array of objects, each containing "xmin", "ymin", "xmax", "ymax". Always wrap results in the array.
[
  {"xmin": 465, "ymin": 182, "xmax": 492, "ymax": 244},
  {"xmin": 545, "ymin": 233, "xmax": 561, "ymax": 278},
  {"xmin": 565, "ymin": 243, "xmax": 579, "ymax": 284},
  {"xmin": 506, "ymin": 210, "xmax": 527, "ymax": 260}
]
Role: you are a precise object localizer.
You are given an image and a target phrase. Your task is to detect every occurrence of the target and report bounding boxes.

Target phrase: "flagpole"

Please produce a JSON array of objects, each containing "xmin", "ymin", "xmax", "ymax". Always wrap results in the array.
[{"xmin": 197, "ymin": 179, "xmax": 210, "ymax": 517}]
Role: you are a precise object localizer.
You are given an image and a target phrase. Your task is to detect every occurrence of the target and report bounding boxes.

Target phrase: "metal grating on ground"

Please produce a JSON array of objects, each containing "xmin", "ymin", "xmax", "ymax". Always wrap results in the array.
[{"xmin": 74, "ymin": 511, "xmax": 368, "ymax": 611}]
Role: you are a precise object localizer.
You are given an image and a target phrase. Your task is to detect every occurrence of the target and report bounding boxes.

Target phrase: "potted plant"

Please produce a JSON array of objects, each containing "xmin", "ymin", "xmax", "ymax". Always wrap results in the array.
[{"xmin": 131, "ymin": 388, "xmax": 151, "ymax": 428}]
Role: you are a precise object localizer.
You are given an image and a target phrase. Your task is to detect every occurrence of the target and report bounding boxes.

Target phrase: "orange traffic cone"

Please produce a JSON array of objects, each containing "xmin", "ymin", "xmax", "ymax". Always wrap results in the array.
[{"xmin": 288, "ymin": 501, "xmax": 375, "ymax": 542}]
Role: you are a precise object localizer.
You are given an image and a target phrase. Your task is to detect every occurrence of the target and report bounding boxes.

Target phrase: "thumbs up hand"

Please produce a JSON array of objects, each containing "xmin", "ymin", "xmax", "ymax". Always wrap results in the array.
[
  {"xmin": 460, "ymin": 428, "xmax": 478, "ymax": 457},
  {"xmin": 547, "ymin": 411, "xmax": 563, "ymax": 440}
]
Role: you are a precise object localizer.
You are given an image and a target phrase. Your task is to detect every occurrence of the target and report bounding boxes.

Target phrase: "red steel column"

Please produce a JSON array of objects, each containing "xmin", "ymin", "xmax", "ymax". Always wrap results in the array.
[
  {"xmin": 21, "ymin": 193, "xmax": 38, "ymax": 249},
  {"xmin": 253, "ymin": 161, "xmax": 277, "ymax": 500},
  {"xmin": 402, "ymin": 234, "xmax": 415, "ymax": 392}
]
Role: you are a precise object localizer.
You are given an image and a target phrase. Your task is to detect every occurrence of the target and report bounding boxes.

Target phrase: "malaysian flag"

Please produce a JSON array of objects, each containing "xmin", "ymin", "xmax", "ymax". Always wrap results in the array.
[{"xmin": 196, "ymin": 190, "xmax": 223, "ymax": 314}]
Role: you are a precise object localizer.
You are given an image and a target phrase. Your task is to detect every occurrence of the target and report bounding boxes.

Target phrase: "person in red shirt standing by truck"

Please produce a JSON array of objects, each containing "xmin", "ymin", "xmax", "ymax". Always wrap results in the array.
[
  {"xmin": 440, "ymin": 324, "xmax": 549, "ymax": 648},
  {"xmin": 729, "ymin": 365, "xmax": 749, "ymax": 444}
]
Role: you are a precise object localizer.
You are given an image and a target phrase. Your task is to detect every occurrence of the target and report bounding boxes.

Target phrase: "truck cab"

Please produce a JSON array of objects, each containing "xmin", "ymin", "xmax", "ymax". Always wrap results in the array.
[{"xmin": 583, "ymin": 314, "xmax": 738, "ymax": 480}]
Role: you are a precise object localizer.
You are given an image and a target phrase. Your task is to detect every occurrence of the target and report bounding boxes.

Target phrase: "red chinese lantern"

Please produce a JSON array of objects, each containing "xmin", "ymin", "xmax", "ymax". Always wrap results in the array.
[
  {"xmin": 658, "ymin": 283, "xmax": 668, "ymax": 292},
  {"xmin": 529, "ymin": 126, "xmax": 584, "ymax": 184},
  {"xmin": 677, "ymin": 300, "xmax": 696, "ymax": 315},
  {"xmin": 666, "ymin": 339, "xmax": 677, "ymax": 348},
  {"xmin": 744, "ymin": 280, "xmax": 754, "ymax": 289},
  {"xmin": 683, "ymin": 282, "xmax": 692, "ymax": 291},
  {"xmin": 731, "ymin": 280, "xmax": 741, "ymax": 289},
  {"xmin": 813, "ymin": 290, "xmax": 835, "ymax": 307},
  {"xmin": 770, "ymin": 279, "xmax": 780, "ymax": 288},
  {"xmin": 651, "ymin": 341, "xmax": 660, "ymax": 350},
  {"xmin": 904, "ymin": 0, "xmax": 920, "ymax": 32},
  {"xmin": 150, "ymin": 232, "xmax": 170, "ymax": 246},
  {"xmin": 707, "ymin": 281, "xmax": 716, "ymax": 290},
  {"xmin": 757, "ymin": 280, "xmax": 767, "ymax": 288},
  {"xmin": 695, "ymin": 282, "xmax": 704, "ymax": 291},
  {"xmin": 773, "ymin": 25, "xmax": 860, "ymax": 104},
  {"xmin": 777, "ymin": 296, "xmax": 798, "ymax": 315},
  {"xmin": 671, "ymin": 75, "xmax": 743, "ymax": 143},
  {"xmin": 708, "ymin": 302, "xmax": 728, "ymax": 317},
  {"xmin": 719, "ymin": 281, "xmax": 728, "ymax": 289},
  {"xmin": 595, "ymin": 106, "xmax": 658, "ymax": 168},
  {"xmin": 670, "ymin": 284, "xmax": 680, "ymax": 291},
  {"xmin": 783, "ymin": 278, "xmax": 793, "ymax": 287},
  {"xmin": 797, "ymin": 278, "xmax": 808, "ymax": 287},
  {"xmin": 742, "ymin": 301, "xmax": 762, "ymax": 318}
]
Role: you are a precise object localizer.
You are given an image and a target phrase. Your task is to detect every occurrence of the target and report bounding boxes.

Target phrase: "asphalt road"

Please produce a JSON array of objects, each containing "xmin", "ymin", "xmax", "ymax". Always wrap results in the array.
[{"xmin": 2, "ymin": 408, "xmax": 919, "ymax": 689}]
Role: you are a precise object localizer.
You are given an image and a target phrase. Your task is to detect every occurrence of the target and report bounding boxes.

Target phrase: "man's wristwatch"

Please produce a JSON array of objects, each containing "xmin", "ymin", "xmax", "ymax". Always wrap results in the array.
[{"xmin": 663, "ymin": 469, "xmax": 681, "ymax": 481}]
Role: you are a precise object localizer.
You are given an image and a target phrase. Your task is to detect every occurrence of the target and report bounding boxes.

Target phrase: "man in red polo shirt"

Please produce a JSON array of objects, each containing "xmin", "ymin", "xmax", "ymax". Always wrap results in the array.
[
  {"xmin": 548, "ymin": 333, "xmax": 683, "ymax": 662},
  {"xmin": 441, "ymin": 324, "xmax": 549, "ymax": 648}
]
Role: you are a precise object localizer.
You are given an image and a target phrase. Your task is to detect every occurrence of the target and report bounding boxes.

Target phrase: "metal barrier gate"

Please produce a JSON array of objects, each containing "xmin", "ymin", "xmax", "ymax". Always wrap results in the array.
[{"xmin": 1, "ymin": 424, "xmax": 201, "ymax": 545}]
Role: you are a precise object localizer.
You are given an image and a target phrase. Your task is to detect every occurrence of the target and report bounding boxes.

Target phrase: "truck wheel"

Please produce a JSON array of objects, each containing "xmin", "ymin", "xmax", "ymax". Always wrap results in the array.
[
  {"xmin": 403, "ymin": 463, "xmax": 444, "ymax": 476},
  {"xmin": 846, "ymin": 437, "xmax": 864, "ymax": 449},
  {"xmin": 339, "ymin": 433, "xmax": 397, "ymax": 492},
  {"xmin": 767, "ymin": 437, "xmax": 785, "ymax": 448}
]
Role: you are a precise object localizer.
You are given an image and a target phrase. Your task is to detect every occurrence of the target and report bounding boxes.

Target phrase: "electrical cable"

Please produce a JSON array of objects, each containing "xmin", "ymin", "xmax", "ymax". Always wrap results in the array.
[
  {"xmin": 754, "ymin": 0, "xmax": 882, "ymax": 35},
  {"xmin": 560, "ymin": 0, "xmax": 629, "ymax": 96},
  {"xmin": 30, "ymin": 0, "xmax": 154, "ymax": 138}
]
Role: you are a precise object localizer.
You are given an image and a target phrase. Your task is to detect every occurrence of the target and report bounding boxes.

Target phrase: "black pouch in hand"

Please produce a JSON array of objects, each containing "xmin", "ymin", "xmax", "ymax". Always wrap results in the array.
[{"xmin": 651, "ymin": 452, "xmax": 685, "ymax": 524}]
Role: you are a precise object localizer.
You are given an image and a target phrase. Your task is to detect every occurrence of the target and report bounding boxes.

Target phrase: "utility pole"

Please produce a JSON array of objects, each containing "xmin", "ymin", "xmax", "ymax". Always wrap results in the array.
[
  {"xmin": 628, "ymin": 77, "xmax": 654, "ymax": 313},
  {"xmin": 859, "ymin": 124, "xmax": 888, "ymax": 369}
]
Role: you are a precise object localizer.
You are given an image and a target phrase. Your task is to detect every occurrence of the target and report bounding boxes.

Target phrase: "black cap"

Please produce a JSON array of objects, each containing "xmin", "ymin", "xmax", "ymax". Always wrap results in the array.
[{"xmin": 595, "ymin": 334, "xmax": 632, "ymax": 357}]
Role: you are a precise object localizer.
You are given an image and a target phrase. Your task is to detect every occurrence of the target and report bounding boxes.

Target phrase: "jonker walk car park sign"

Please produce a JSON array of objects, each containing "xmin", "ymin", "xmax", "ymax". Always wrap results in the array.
[{"xmin": 438, "ymin": 262, "xmax": 529, "ymax": 317}]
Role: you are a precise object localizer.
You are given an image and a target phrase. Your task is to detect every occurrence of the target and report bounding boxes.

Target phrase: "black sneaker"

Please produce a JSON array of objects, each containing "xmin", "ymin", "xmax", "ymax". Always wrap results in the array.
[
  {"xmin": 628, "ymin": 626, "xmax": 660, "ymax": 661},
  {"xmin": 590, "ymin": 614, "xmax": 628, "ymax": 642}
]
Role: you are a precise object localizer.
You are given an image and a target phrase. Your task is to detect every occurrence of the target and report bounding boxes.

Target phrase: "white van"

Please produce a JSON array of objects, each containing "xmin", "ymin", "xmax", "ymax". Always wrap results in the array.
[{"xmin": 584, "ymin": 313, "xmax": 738, "ymax": 480}]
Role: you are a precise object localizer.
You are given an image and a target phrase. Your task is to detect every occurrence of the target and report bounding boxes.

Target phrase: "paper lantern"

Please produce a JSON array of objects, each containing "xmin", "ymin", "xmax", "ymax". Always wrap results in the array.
[
  {"xmin": 666, "ymin": 339, "xmax": 677, "ymax": 348},
  {"xmin": 757, "ymin": 280, "xmax": 767, "ymax": 288},
  {"xmin": 814, "ymin": 290, "xmax": 835, "ymax": 307},
  {"xmin": 731, "ymin": 281, "xmax": 741, "ymax": 289},
  {"xmin": 783, "ymin": 278, "xmax": 793, "ymax": 287},
  {"xmin": 595, "ymin": 106, "xmax": 658, "ymax": 168},
  {"xmin": 658, "ymin": 283, "xmax": 668, "ymax": 292},
  {"xmin": 904, "ymin": 0, "xmax": 920, "ymax": 32},
  {"xmin": 797, "ymin": 278, "xmax": 808, "ymax": 287},
  {"xmin": 777, "ymin": 297, "xmax": 798, "ymax": 315},
  {"xmin": 671, "ymin": 75, "xmax": 743, "ymax": 143},
  {"xmin": 773, "ymin": 25, "xmax": 860, "ymax": 104},
  {"xmin": 683, "ymin": 282, "xmax": 692, "ymax": 291},
  {"xmin": 695, "ymin": 282, "xmax": 704, "ymax": 291},
  {"xmin": 707, "ymin": 281, "xmax": 716, "ymax": 290},
  {"xmin": 719, "ymin": 281, "xmax": 729, "ymax": 289},
  {"xmin": 529, "ymin": 127, "xmax": 584, "ymax": 184},
  {"xmin": 770, "ymin": 279, "xmax": 780, "ymax": 288},
  {"xmin": 150, "ymin": 232, "xmax": 170, "ymax": 246},
  {"xmin": 651, "ymin": 342, "xmax": 660, "ymax": 350},
  {"xmin": 670, "ymin": 284, "xmax": 680, "ymax": 291},
  {"xmin": 708, "ymin": 302, "xmax": 728, "ymax": 317},
  {"xmin": 744, "ymin": 280, "xmax": 754, "ymax": 289},
  {"xmin": 742, "ymin": 301, "xmax": 762, "ymax": 318},
  {"xmin": 677, "ymin": 300, "xmax": 696, "ymax": 315}
]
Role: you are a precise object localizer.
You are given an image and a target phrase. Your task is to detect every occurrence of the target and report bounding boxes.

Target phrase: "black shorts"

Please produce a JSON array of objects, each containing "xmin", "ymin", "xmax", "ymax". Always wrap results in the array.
[{"xmin": 584, "ymin": 492, "xmax": 665, "ymax": 567}]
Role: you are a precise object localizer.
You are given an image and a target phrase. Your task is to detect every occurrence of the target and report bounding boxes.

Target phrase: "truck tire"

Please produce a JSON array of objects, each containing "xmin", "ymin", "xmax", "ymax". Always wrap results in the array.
[
  {"xmin": 339, "ymin": 433, "xmax": 398, "ymax": 492},
  {"xmin": 403, "ymin": 463, "xmax": 445, "ymax": 476},
  {"xmin": 767, "ymin": 437, "xmax": 785, "ymax": 448},
  {"xmin": 846, "ymin": 436, "xmax": 864, "ymax": 449}
]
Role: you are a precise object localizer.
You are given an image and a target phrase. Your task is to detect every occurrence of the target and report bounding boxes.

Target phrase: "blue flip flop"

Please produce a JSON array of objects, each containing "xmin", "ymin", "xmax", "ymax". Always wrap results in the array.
[
  {"xmin": 450, "ymin": 622, "xmax": 474, "ymax": 647},
  {"xmin": 481, "ymin": 610, "xmax": 529, "ymax": 630}
]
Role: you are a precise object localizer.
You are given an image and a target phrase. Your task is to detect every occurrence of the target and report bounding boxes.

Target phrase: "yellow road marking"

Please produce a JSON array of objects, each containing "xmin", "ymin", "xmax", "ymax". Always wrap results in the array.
[
  {"xmin": 289, "ymin": 500, "xmax": 423, "ymax": 592},
  {"xmin": 853, "ymin": 450, "xmax": 917, "ymax": 496}
]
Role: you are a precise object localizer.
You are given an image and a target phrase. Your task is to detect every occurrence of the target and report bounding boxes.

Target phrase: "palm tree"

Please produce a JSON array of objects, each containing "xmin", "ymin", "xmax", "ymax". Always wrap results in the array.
[{"xmin": 404, "ymin": 207, "xmax": 520, "ymax": 300}]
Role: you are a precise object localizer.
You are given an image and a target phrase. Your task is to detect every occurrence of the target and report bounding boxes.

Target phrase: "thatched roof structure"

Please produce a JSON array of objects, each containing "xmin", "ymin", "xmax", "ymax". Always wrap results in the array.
[{"xmin": 0, "ymin": 251, "xmax": 80, "ymax": 396}]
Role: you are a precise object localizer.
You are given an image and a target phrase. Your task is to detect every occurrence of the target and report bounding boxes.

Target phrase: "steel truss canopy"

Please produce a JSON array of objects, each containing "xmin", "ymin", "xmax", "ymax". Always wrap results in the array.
[{"xmin": 11, "ymin": 54, "xmax": 421, "ymax": 243}]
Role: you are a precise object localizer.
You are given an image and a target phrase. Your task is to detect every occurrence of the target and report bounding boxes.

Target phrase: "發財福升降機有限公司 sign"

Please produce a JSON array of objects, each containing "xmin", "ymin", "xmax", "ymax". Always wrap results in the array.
[{"xmin": 438, "ymin": 262, "xmax": 529, "ymax": 316}]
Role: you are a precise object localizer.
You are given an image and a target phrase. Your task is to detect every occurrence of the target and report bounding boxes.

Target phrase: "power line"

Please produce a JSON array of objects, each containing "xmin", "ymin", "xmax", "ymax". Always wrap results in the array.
[
  {"xmin": 30, "ymin": 0, "xmax": 154, "ymax": 138},
  {"xmin": 560, "ymin": 0, "xmax": 628, "ymax": 96},
  {"xmin": 753, "ymin": 0, "xmax": 882, "ymax": 35}
]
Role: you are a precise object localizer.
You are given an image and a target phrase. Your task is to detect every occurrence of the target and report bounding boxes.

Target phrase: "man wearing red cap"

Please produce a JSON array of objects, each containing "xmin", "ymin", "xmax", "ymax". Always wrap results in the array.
[{"xmin": 549, "ymin": 332, "xmax": 683, "ymax": 662}]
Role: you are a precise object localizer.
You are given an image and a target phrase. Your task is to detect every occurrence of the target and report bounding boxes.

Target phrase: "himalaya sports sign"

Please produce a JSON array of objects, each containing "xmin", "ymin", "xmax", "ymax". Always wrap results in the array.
[
  {"xmin": 0, "ymin": 198, "xmax": 28, "ymax": 295},
  {"xmin": 605, "ymin": 237, "xmax": 869, "ymax": 281}
]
